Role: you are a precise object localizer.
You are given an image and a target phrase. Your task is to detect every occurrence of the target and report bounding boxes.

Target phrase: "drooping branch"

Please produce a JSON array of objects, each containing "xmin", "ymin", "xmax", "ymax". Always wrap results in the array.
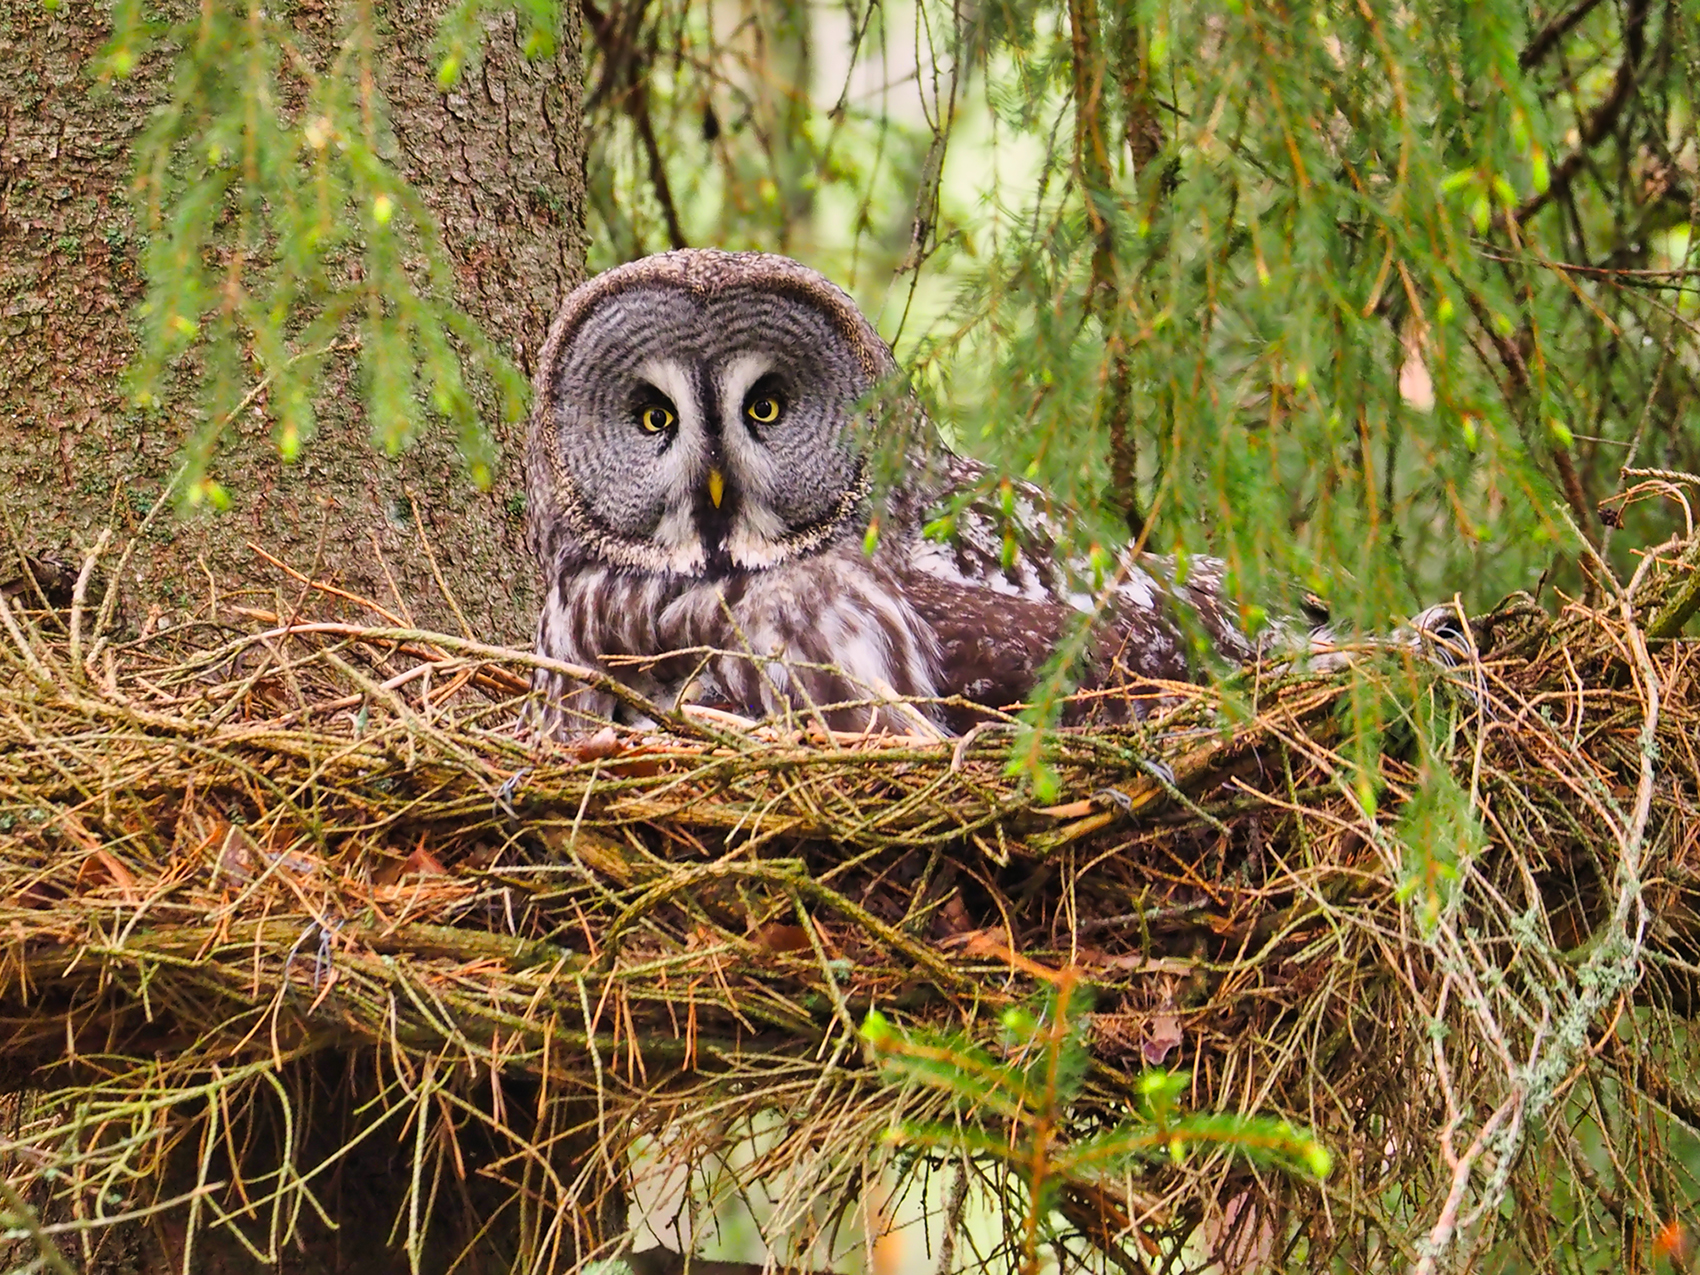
[
  {"xmin": 1518, "ymin": 0, "xmax": 1610, "ymax": 69},
  {"xmin": 582, "ymin": 0, "xmax": 689, "ymax": 250},
  {"xmin": 1068, "ymin": 0, "xmax": 1152, "ymax": 537},
  {"xmin": 1514, "ymin": 0, "xmax": 1653, "ymax": 224}
]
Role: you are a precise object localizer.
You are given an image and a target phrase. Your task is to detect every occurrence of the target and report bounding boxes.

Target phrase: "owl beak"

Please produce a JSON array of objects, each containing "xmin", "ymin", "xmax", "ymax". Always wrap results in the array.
[{"xmin": 707, "ymin": 468, "xmax": 726, "ymax": 509}]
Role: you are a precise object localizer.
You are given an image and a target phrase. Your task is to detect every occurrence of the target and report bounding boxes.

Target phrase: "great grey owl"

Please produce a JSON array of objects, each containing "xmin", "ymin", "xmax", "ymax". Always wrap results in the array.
[{"xmin": 524, "ymin": 249, "xmax": 1319, "ymax": 737}]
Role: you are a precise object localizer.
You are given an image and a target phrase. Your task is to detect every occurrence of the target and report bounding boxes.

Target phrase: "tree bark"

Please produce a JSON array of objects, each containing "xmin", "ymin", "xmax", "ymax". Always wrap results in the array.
[
  {"xmin": 0, "ymin": 0, "xmax": 585, "ymax": 648},
  {"xmin": 0, "ymin": 3, "xmax": 587, "ymax": 1271}
]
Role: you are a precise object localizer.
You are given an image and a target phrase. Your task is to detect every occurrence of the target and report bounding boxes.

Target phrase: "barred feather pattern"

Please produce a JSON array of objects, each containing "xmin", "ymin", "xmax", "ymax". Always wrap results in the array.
[
  {"xmin": 531, "ymin": 542, "xmax": 941, "ymax": 734},
  {"xmin": 891, "ymin": 455, "xmax": 1289, "ymax": 729}
]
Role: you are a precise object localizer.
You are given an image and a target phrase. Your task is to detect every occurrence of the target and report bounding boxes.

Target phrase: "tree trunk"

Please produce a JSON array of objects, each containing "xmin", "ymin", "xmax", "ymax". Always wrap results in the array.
[
  {"xmin": 0, "ymin": 0, "xmax": 585, "ymax": 648},
  {"xmin": 0, "ymin": 3, "xmax": 588, "ymax": 1271}
]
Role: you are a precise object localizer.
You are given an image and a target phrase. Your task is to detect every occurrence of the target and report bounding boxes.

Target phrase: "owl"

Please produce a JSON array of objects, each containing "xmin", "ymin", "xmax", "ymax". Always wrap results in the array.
[{"xmin": 524, "ymin": 249, "xmax": 1319, "ymax": 738}]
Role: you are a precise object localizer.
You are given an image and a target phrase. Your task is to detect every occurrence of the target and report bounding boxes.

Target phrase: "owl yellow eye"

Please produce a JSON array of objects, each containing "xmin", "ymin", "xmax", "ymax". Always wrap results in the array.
[
  {"xmin": 638, "ymin": 404, "xmax": 675, "ymax": 433},
  {"xmin": 746, "ymin": 396, "xmax": 781, "ymax": 425}
]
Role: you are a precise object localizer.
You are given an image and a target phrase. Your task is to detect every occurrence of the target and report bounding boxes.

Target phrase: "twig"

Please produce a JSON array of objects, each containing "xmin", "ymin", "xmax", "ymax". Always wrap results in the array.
[{"xmin": 1409, "ymin": 1095, "xmax": 1518, "ymax": 1275}]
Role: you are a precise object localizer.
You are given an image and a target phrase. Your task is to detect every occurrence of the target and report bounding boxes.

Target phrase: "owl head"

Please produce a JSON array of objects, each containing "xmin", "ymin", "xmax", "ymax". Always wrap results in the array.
[{"xmin": 526, "ymin": 250, "xmax": 917, "ymax": 578}]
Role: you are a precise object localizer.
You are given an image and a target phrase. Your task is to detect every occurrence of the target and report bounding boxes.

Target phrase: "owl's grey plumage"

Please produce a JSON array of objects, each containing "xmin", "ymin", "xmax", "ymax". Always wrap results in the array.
[{"xmin": 524, "ymin": 249, "xmax": 1282, "ymax": 737}]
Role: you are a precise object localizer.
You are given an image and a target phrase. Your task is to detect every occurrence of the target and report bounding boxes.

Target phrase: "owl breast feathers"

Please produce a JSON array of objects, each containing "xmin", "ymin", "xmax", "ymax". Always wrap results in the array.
[{"xmin": 523, "ymin": 249, "xmax": 1304, "ymax": 737}]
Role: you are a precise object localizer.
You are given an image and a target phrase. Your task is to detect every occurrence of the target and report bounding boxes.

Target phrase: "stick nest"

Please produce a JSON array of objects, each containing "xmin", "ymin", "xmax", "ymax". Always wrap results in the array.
[{"xmin": 1, "ymin": 538, "xmax": 1698, "ymax": 1274}]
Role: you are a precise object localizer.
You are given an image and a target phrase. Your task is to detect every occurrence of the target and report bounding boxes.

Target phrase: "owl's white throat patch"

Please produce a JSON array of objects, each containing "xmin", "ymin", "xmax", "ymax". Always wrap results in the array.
[{"xmin": 726, "ymin": 505, "xmax": 794, "ymax": 570}]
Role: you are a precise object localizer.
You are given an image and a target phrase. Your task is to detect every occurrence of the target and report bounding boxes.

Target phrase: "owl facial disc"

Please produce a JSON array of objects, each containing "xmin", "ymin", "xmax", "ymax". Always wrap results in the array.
[{"xmin": 539, "ymin": 280, "xmax": 872, "ymax": 578}]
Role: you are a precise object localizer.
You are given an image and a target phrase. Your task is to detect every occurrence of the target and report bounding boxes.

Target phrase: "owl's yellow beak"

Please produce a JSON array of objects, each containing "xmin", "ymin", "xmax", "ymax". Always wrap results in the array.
[{"xmin": 707, "ymin": 468, "xmax": 725, "ymax": 509}]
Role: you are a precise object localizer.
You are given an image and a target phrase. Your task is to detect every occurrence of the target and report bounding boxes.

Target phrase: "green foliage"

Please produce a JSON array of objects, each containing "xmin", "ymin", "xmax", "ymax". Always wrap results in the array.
[
  {"xmin": 108, "ymin": 0, "xmax": 1700, "ymax": 625},
  {"xmin": 1393, "ymin": 678, "xmax": 1484, "ymax": 933},
  {"xmin": 583, "ymin": 0, "xmax": 1699, "ymax": 632},
  {"xmin": 576, "ymin": 0, "xmax": 934, "ymax": 266},
  {"xmin": 102, "ymin": 0, "xmax": 528, "ymax": 502},
  {"xmin": 862, "ymin": 967, "xmax": 1331, "ymax": 1273}
]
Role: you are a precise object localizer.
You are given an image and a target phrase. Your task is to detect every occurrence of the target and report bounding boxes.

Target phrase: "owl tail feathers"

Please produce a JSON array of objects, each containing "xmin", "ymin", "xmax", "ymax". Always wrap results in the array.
[{"xmin": 1405, "ymin": 600, "xmax": 1473, "ymax": 655}]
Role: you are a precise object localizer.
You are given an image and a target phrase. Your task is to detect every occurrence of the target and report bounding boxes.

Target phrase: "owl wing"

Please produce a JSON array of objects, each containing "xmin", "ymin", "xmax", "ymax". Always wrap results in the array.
[{"xmin": 893, "ymin": 454, "xmax": 1288, "ymax": 727}]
